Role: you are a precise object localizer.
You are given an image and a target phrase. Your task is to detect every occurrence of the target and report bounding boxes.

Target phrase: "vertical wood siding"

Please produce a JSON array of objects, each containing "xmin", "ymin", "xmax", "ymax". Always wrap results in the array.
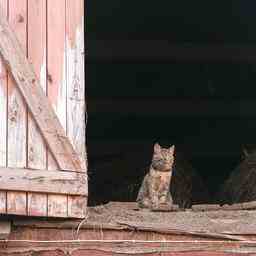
[
  {"xmin": 7, "ymin": 0, "xmax": 28, "ymax": 215},
  {"xmin": 0, "ymin": 0, "xmax": 7, "ymax": 214},
  {"xmin": 0, "ymin": 0, "xmax": 86, "ymax": 218}
]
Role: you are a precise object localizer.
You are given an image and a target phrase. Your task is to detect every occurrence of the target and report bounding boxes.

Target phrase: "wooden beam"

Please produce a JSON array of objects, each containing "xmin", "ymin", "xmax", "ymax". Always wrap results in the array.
[
  {"xmin": 89, "ymin": 39, "xmax": 256, "ymax": 62},
  {"xmin": 2, "ymin": 240, "xmax": 256, "ymax": 255},
  {"xmin": 0, "ymin": 6, "xmax": 85, "ymax": 172},
  {"xmin": 0, "ymin": 167, "xmax": 87, "ymax": 195}
]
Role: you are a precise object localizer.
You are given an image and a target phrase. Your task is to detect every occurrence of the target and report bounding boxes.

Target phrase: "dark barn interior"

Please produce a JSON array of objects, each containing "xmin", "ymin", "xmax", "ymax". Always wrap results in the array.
[{"xmin": 86, "ymin": 1, "xmax": 256, "ymax": 206}]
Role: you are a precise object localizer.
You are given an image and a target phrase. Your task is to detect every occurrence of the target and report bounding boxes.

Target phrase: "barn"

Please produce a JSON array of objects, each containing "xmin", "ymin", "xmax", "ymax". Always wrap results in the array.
[{"xmin": 1, "ymin": 0, "xmax": 256, "ymax": 255}]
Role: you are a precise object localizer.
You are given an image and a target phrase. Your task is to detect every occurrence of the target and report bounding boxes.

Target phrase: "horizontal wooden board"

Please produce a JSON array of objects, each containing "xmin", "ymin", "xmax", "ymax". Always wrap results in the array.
[
  {"xmin": 0, "ymin": 167, "xmax": 87, "ymax": 195},
  {"xmin": 2, "ymin": 239, "xmax": 256, "ymax": 255}
]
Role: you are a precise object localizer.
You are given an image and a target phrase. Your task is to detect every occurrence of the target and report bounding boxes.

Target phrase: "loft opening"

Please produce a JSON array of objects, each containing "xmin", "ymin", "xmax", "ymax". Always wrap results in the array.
[
  {"xmin": 86, "ymin": 0, "xmax": 256, "ymax": 209},
  {"xmin": 86, "ymin": 61, "xmax": 256, "ymax": 207}
]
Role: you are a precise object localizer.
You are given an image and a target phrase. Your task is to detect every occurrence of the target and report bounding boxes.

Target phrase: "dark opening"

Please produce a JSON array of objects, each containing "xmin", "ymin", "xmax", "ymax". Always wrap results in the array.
[{"xmin": 86, "ymin": 0, "xmax": 256, "ymax": 206}]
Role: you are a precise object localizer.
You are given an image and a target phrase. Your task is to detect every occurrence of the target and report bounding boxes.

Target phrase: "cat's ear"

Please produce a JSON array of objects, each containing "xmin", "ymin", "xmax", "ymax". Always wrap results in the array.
[
  {"xmin": 169, "ymin": 145, "xmax": 175, "ymax": 154},
  {"xmin": 154, "ymin": 143, "xmax": 161, "ymax": 153}
]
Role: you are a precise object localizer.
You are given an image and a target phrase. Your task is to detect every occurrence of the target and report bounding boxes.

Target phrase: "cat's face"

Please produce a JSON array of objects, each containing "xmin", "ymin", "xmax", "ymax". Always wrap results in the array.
[{"xmin": 151, "ymin": 143, "xmax": 175, "ymax": 171}]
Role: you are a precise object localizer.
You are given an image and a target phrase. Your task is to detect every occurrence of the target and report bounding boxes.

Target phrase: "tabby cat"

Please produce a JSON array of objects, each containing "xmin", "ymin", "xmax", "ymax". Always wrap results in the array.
[
  {"xmin": 137, "ymin": 143, "xmax": 210, "ymax": 210},
  {"xmin": 136, "ymin": 143, "xmax": 174, "ymax": 210}
]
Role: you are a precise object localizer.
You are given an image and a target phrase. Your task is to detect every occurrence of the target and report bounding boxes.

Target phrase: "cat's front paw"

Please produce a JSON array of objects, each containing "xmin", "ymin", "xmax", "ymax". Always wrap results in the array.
[{"xmin": 151, "ymin": 201, "xmax": 161, "ymax": 211}]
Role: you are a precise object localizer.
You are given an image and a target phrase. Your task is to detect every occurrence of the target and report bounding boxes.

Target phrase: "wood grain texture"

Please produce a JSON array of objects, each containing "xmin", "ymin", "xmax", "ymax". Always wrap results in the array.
[
  {"xmin": 7, "ymin": 0, "xmax": 27, "ymax": 168},
  {"xmin": 27, "ymin": 193, "xmax": 47, "ymax": 216},
  {"xmin": 0, "ymin": 0, "xmax": 7, "ymax": 168},
  {"xmin": 2, "ymin": 240, "xmax": 256, "ymax": 255},
  {"xmin": 0, "ymin": 0, "xmax": 6, "ymax": 212},
  {"xmin": 27, "ymin": 0, "xmax": 47, "ymax": 170},
  {"xmin": 0, "ymin": 2, "xmax": 85, "ymax": 172},
  {"xmin": 0, "ymin": 167, "xmax": 87, "ymax": 195},
  {"xmin": 47, "ymin": 0, "xmax": 66, "ymax": 130},
  {"xmin": 48, "ymin": 194, "xmax": 68, "ymax": 218},
  {"xmin": 46, "ymin": 0, "xmax": 66, "ymax": 172},
  {"xmin": 6, "ymin": 0, "xmax": 28, "ymax": 216},
  {"xmin": 66, "ymin": 0, "xmax": 86, "ymax": 170},
  {"xmin": 7, "ymin": 191, "xmax": 27, "ymax": 215},
  {"xmin": 68, "ymin": 195, "xmax": 87, "ymax": 218},
  {"xmin": 27, "ymin": 0, "xmax": 48, "ymax": 217},
  {"xmin": 0, "ymin": 191, "xmax": 6, "ymax": 213},
  {"xmin": 66, "ymin": 0, "xmax": 87, "ymax": 217}
]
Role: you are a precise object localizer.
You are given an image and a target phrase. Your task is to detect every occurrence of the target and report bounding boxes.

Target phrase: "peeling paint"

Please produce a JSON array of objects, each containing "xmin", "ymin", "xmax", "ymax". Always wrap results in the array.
[{"xmin": 0, "ymin": 57, "xmax": 7, "ymax": 167}]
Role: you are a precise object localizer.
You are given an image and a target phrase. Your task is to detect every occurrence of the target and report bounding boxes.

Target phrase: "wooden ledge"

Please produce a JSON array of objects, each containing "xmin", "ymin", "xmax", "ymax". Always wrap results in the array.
[{"xmin": 0, "ymin": 167, "xmax": 87, "ymax": 196}]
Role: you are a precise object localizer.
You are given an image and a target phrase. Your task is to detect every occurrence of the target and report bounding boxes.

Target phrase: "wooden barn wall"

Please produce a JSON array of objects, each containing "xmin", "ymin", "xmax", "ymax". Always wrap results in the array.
[{"xmin": 0, "ymin": 0, "xmax": 86, "ymax": 217}]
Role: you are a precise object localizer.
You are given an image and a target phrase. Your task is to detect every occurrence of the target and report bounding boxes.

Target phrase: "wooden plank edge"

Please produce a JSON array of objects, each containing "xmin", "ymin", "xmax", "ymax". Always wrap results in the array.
[
  {"xmin": 192, "ymin": 201, "xmax": 256, "ymax": 212},
  {"xmin": 0, "ymin": 167, "xmax": 87, "ymax": 196}
]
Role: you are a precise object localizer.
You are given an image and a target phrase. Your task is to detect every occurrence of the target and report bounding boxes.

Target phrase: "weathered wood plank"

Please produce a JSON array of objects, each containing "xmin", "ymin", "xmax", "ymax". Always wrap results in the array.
[
  {"xmin": 66, "ymin": 0, "xmax": 87, "ymax": 171},
  {"xmin": 27, "ymin": 0, "xmax": 47, "ymax": 170},
  {"xmin": 0, "ymin": 167, "xmax": 87, "ymax": 195},
  {"xmin": 66, "ymin": 0, "xmax": 87, "ymax": 217},
  {"xmin": 47, "ymin": 0, "xmax": 68, "ymax": 173},
  {"xmin": 47, "ymin": 1, "xmax": 66, "ymax": 174},
  {"xmin": 47, "ymin": 0, "xmax": 67, "ymax": 131},
  {"xmin": 0, "ymin": 0, "xmax": 7, "ymax": 168},
  {"xmin": 7, "ymin": 0, "xmax": 27, "ymax": 168},
  {"xmin": 27, "ymin": 193, "xmax": 47, "ymax": 217},
  {"xmin": 7, "ymin": 0, "xmax": 28, "ymax": 216},
  {"xmin": 68, "ymin": 196, "xmax": 87, "ymax": 218},
  {"xmin": 7, "ymin": 192, "xmax": 27, "ymax": 215},
  {"xmin": 2, "ymin": 240, "xmax": 256, "ymax": 255},
  {"xmin": 0, "ymin": 4, "xmax": 85, "ymax": 172},
  {"xmin": 0, "ymin": 191, "xmax": 6, "ymax": 214},
  {"xmin": 115, "ymin": 220, "xmax": 247, "ymax": 241},
  {"xmin": 27, "ymin": 0, "xmax": 48, "ymax": 218},
  {"xmin": 47, "ymin": 0, "xmax": 68, "ymax": 217},
  {"xmin": 48, "ymin": 194, "xmax": 68, "ymax": 218}
]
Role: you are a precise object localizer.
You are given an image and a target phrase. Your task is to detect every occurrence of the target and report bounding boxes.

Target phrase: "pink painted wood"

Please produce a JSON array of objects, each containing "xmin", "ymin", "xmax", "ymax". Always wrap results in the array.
[
  {"xmin": 7, "ymin": 0, "xmax": 28, "ymax": 216},
  {"xmin": 0, "ymin": 0, "xmax": 8, "ymax": 215},
  {"xmin": 0, "ymin": 0, "xmax": 87, "ymax": 218}
]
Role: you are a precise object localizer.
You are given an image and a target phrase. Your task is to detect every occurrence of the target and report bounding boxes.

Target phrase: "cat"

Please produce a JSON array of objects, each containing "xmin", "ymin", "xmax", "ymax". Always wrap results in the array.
[
  {"xmin": 137, "ymin": 143, "xmax": 210, "ymax": 210},
  {"xmin": 136, "ymin": 143, "xmax": 174, "ymax": 210}
]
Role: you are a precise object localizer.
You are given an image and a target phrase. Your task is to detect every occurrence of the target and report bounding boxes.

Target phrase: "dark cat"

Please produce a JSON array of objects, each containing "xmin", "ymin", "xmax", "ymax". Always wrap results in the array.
[{"xmin": 218, "ymin": 144, "xmax": 256, "ymax": 204}]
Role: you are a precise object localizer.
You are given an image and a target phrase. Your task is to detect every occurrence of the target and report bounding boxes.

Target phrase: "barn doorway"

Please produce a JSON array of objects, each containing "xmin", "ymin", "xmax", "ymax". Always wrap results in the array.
[{"xmin": 86, "ymin": 1, "xmax": 256, "ymax": 207}]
